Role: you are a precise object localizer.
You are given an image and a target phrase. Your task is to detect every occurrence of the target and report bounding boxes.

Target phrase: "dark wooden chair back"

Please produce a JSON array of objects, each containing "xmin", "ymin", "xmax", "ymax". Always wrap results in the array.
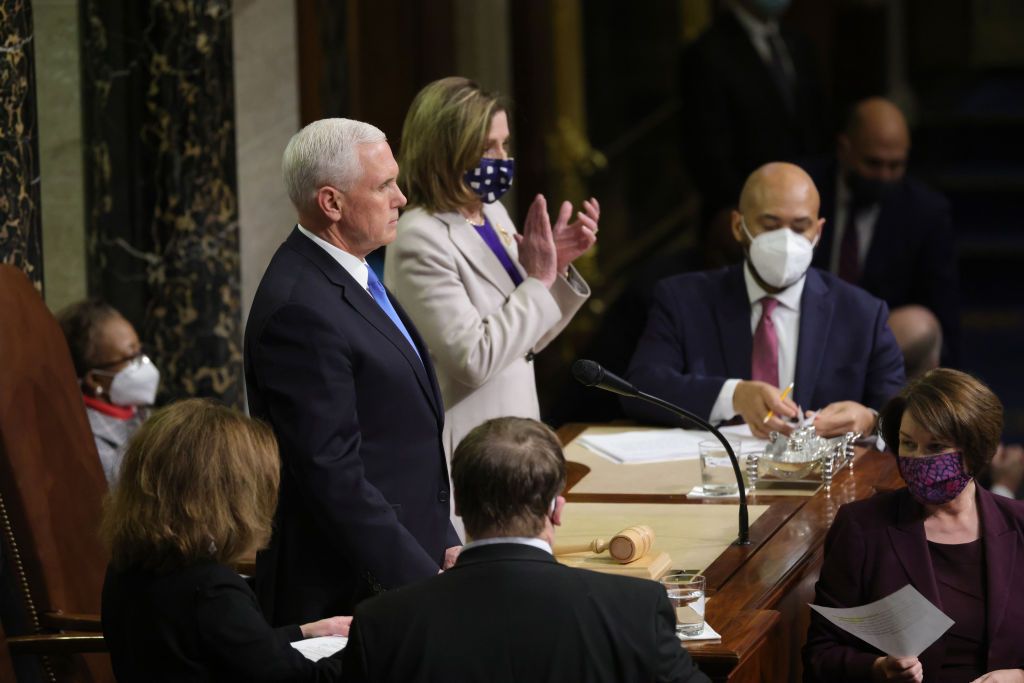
[{"xmin": 0, "ymin": 265, "xmax": 112, "ymax": 681}]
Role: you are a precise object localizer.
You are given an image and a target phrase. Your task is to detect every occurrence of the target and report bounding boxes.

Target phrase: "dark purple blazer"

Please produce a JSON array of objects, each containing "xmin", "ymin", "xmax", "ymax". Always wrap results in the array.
[{"xmin": 803, "ymin": 485, "xmax": 1024, "ymax": 681}]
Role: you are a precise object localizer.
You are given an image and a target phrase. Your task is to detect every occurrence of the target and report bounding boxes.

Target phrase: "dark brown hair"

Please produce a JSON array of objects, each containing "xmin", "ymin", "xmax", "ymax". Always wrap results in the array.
[
  {"xmin": 879, "ymin": 368, "xmax": 1003, "ymax": 474},
  {"xmin": 452, "ymin": 417, "xmax": 565, "ymax": 539},
  {"xmin": 101, "ymin": 399, "xmax": 280, "ymax": 571},
  {"xmin": 57, "ymin": 299, "xmax": 122, "ymax": 377}
]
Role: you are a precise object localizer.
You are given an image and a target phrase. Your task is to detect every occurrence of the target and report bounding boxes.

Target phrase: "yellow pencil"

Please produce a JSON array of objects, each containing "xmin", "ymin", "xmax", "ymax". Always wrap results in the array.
[{"xmin": 762, "ymin": 382, "xmax": 794, "ymax": 423}]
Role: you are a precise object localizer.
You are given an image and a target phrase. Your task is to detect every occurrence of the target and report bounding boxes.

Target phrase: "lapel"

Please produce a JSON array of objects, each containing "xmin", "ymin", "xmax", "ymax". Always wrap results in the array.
[
  {"xmin": 978, "ymin": 486, "xmax": 1017, "ymax": 641},
  {"xmin": 886, "ymin": 491, "xmax": 946, "ymax": 671},
  {"xmin": 794, "ymin": 269, "xmax": 834, "ymax": 409},
  {"xmin": 859, "ymin": 190, "xmax": 903, "ymax": 290},
  {"xmin": 285, "ymin": 228, "xmax": 443, "ymax": 421},
  {"xmin": 439, "ymin": 209, "xmax": 519, "ymax": 296},
  {"xmin": 720, "ymin": 12, "xmax": 792, "ymax": 116},
  {"xmin": 887, "ymin": 492, "xmax": 943, "ymax": 607},
  {"xmin": 713, "ymin": 265, "xmax": 753, "ymax": 378}
]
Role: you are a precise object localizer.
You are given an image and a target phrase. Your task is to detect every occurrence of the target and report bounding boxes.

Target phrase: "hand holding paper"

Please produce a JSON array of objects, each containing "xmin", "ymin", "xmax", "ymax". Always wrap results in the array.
[{"xmin": 809, "ymin": 584, "xmax": 953, "ymax": 658}]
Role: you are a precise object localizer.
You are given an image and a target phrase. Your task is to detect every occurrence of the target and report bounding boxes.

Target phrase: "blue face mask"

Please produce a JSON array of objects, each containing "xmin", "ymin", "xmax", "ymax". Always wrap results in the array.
[{"xmin": 464, "ymin": 158, "xmax": 515, "ymax": 203}]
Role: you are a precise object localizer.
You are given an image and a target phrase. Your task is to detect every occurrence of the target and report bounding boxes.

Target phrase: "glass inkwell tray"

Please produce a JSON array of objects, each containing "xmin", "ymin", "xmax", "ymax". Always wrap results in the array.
[{"xmin": 745, "ymin": 426, "xmax": 859, "ymax": 492}]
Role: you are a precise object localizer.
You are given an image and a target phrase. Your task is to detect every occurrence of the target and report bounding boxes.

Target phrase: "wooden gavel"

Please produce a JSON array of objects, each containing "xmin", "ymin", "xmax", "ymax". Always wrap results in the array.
[{"xmin": 554, "ymin": 524, "xmax": 655, "ymax": 563}]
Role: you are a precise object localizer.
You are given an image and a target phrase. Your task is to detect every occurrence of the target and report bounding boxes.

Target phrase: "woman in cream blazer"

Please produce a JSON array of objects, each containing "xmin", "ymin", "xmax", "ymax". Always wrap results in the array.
[{"xmin": 385, "ymin": 78, "xmax": 597, "ymax": 535}]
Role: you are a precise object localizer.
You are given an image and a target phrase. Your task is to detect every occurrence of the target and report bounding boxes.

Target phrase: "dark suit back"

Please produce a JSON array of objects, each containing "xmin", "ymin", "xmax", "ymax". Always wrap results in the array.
[
  {"xmin": 680, "ymin": 10, "xmax": 828, "ymax": 217},
  {"xmin": 342, "ymin": 543, "xmax": 709, "ymax": 683},
  {"xmin": 805, "ymin": 158, "xmax": 961, "ymax": 364},
  {"xmin": 624, "ymin": 265, "xmax": 905, "ymax": 423},
  {"xmin": 804, "ymin": 486, "xmax": 1024, "ymax": 681},
  {"xmin": 245, "ymin": 228, "xmax": 453, "ymax": 625},
  {"xmin": 102, "ymin": 561, "xmax": 343, "ymax": 682}
]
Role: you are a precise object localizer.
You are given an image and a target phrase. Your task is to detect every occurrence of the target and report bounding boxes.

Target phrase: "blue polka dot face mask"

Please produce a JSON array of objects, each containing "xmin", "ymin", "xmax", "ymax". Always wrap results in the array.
[{"xmin": 464, "ymin": 157, "xmax": 515, "ymax": 203}]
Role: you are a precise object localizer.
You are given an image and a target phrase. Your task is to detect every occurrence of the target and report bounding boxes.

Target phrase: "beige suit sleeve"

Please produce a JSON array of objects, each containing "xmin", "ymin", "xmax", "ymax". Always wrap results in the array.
[
  {"xmin": 533, "ymin": 265, "xmax": 590, "ymax": 353},
  {"xmin": 385, "ymin": 214, "xmax": 563, "ymax": 390}
]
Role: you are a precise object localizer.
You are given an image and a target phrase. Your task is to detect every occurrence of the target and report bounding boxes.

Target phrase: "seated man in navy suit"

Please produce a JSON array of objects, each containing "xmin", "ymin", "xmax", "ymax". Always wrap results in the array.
[
  {"xmin": 624, "ymin": 162, "xmax": 905, "ymax": 438},
  {"xmin": 343, "ymin": 417, "xmax": 710, "ymax": 683},
  {"xmin": 805, "ymin": 97, "xmax": 959, "ymax": 375}
]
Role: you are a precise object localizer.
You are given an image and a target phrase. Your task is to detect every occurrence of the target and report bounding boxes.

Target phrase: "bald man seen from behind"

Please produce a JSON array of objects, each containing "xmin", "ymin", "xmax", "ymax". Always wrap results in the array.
[
  {"xmin": 805, "ymin": 97, "xmax": 959, "ymax": 377},
  {"xmin": 624, "ymin": 162, "xmax": 906, "ymax": 439}
]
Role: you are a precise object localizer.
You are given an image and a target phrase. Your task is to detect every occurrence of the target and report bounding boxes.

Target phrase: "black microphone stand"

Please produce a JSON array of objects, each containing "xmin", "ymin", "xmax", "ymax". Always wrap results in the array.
[{"xmin": 631, "ymin": 390, "xmax": 750, "ymax": 546}]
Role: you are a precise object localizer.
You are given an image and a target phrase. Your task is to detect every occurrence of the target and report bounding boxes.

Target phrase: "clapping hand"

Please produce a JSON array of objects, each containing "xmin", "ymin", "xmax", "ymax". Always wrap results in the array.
[
  {"xmin": 515, "ymin": 194, "xmax": 560, "ymax": 288},
  {"xmin": 554, "ymin": 197, "xmax": 599, "ymax": 275}
]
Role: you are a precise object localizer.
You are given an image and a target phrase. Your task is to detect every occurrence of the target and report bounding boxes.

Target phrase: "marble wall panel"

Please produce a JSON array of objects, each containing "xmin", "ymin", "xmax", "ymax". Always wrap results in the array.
[
  {"xmin": 35, "ymin": 0, "xmax": 87, "ymax": 313},
  {"xmin": 0, "ymin": 0, "xmax": 44, "ymax": 292},
  {"xmin": 232, "ymin": 0, "xmax": 300, "ymax": 322},
  {"xmin": 80, "ymin": 0, "xmax": 242, "ymax": 407}
]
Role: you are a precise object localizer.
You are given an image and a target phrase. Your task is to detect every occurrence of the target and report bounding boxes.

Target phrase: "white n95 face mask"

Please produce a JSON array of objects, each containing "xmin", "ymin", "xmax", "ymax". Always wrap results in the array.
[
  {"xmin": 741, "ymin": 218, "xmax": 817, "ymax": 289},
  {"xmin": 100, "ymin": 355, "xmax": 161, "ymax": 407}
]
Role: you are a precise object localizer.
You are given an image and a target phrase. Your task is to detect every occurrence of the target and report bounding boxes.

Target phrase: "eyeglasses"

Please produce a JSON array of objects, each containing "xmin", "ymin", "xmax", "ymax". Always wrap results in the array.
[{"xmin": 91, "ymin": 350, "xmax": 151, "ymax": 373}]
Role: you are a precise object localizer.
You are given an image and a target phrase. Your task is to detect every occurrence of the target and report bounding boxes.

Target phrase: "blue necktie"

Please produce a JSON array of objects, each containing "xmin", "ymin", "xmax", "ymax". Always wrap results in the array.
[{"xmin": 366, "ymin": 266, "xmax": 422, "ymax": 363}]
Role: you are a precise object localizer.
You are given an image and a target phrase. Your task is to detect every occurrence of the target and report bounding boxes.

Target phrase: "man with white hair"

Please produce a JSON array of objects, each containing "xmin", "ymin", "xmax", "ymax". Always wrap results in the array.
[{"xmin": 245, "ymin": 118, "xmax": 460, "ymax": 625}]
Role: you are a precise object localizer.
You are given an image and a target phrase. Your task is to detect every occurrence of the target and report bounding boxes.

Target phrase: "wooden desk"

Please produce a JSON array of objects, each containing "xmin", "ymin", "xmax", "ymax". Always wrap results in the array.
[{"xmin": 559, "ymin": 424, "xmax": 903, "ymax": 682}]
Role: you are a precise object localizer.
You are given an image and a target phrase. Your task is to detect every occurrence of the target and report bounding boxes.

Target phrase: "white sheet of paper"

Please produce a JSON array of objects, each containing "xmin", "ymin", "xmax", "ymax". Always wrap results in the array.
[
  {"xmin": 678, "ymin": 621, "xmax": 722, "ymax": 642},
  {"xmin": 290, "ymin": 636, "xmax": 348, "ymax": 662},
  {"xmin": 810, "ymin": 584, "xmax": 953, "ymax": 657},
  {"xmin": 578, "ymin": 427, "xmax": 769, "ymax": 464},
  {"xmin": 577, "ymin": 429, "xmax": 705, "ymax": 463}
]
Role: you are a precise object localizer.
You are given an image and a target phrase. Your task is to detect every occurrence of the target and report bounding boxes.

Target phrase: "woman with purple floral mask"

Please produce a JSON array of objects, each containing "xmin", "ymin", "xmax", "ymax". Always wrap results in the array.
[{"xmin": 804, "ymin": 368, "xmax": 1024, "ymax": 683}]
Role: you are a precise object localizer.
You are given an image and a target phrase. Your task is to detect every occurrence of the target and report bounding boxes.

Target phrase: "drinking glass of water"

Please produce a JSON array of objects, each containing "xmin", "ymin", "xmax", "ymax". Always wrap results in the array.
[
  {"xmin": 659, "ymin": 571, "xmax": 705, "ymax": 637},
  {"xmin": 699, "ymin": 439, "xmax": 739, "ymax": 496}
]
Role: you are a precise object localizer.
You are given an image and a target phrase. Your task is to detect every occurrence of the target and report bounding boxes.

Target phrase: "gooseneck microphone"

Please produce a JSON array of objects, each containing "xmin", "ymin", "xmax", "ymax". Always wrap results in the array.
[{"xmin": 571, "ymin": 359, "xmax": 750, "ymax": 546}]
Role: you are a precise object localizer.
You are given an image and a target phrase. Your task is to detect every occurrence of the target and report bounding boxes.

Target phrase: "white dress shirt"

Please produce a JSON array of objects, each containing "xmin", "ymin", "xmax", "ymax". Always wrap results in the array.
[
  {"xmin": 297, "ymin": 224, "xmax": 371, "ymax": 292},
  {"xmin": 709, "ymin": 262, "xmax": 806, "ymax": 424},
  {"xmin": 461, "ymin": 536, "xmax": 553, "ymax": 555},
  {"xmin": 828, "ymin": 173, "xmax": 881, "ymax": 274}
]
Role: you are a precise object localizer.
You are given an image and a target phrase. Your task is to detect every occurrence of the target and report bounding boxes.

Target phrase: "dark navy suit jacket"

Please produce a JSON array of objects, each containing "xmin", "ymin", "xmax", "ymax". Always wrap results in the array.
[
  {"xmin": 623, "ymin": 264, "xmax": 905, "ymax": 424},
  {"xmin": 244, "ymin": 228, "xmax": 457, "ymax": 626},
  {"xmin": 804, "ymin": 486, "xmax": 1024, "ymax": 681},
  {"xmin": 343, "ymin": 543, "xmax": 710, "ymax": 683},
  {"xmin": 805, "ymin": 158, "xmax": 960, "ymax": 365}
]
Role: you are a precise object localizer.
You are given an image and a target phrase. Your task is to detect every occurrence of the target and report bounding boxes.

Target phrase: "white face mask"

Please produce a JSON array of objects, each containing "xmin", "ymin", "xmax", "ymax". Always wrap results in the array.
[
  {"xmin": 95, "ymin": 355, "xmax": 161, "ymax": 406},
  {"xmin": 741, "ymin": 218, "xmax": 817, "ymax": 289}
]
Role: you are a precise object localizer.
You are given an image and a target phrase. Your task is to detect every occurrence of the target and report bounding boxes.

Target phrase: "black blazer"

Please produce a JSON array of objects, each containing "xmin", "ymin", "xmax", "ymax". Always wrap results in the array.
[
  {"xmin": 680, "ymin": 10, "xmax": 828, "ymax": 218},
  {"xmin": 101, "ymin": 561, "xmax": 343, "ymax": 682},
  {"xmin": 341, "ymin": 543, "xmax": 710, "ymax": 683},
  {"xmin": 245, "ymin": 228, "xmax": 457, "ymax": 625},
  {"xmin": 805, "ymin": 158, "xmax": 961, "ymax": 365}
]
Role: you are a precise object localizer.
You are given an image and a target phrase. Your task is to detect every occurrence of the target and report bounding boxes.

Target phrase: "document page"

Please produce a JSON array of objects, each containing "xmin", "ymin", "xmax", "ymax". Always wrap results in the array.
[
  {"xmin": 291, "ymin": 635, "xmax": 348, "ymax": 661},
  {"xmin": 810, "ymin": 584, "xmax": 953, "ymax": 657}
]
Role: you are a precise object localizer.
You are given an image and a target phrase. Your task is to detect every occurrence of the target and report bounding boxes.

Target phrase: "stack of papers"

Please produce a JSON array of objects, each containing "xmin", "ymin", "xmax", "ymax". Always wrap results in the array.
[
  {"xmin": 291, "ymin": 636, "xmax": 348, "ymax": 661},
  {"xmin": 577, "ymin": 429, "xmax": 706, "ymax": 463},
  {"xmin": 577, "ymin": 425, "xmax": 767, "ymax": 465}
]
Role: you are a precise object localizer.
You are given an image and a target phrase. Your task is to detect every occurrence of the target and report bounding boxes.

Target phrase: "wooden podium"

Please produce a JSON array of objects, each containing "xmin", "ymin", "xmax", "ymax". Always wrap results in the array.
[{"xmin": 559, "ymin": 424, "xmax": 902, "ymax": 683}]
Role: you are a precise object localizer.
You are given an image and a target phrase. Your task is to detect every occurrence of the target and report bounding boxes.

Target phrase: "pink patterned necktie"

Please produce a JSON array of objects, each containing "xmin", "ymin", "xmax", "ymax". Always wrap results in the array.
[{"xmin": 751, "ymin": 297, "xmax": 779, "ymax": 388}]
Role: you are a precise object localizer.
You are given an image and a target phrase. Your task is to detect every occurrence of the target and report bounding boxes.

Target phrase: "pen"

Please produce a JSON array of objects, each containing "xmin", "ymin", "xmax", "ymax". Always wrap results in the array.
[{"xmin": 762, "ymin": 382, "xmax": 794, "ymax": 423}]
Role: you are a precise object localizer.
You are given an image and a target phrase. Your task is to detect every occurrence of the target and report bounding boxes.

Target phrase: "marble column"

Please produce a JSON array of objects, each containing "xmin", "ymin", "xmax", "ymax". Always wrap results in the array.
[
  {"xmin": 0, "ymin": 0, "xmax": 44, "ymax": 292},
  {"xmin": 80, "ymin": 0, "xmax": 243, "ymax": 407}
]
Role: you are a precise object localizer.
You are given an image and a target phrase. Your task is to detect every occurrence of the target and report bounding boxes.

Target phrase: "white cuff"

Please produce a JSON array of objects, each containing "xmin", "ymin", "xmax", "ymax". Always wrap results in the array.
[
  {"xmin": 991, "ymin": 484, "xmax": 1016, "ymax": 499},
  {"xmin": 709, "ymin": 379, "xmax": 742, "ymax": 424}
]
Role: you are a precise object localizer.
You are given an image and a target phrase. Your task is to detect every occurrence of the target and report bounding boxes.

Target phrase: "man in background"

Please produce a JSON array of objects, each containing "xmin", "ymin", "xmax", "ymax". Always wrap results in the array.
[
  {"xmin": 680, "ymin": 0, "xmax": 828, "ymax": 266},
  {"xmin": 343, "ymin": 417, "xmax": 709, "ymax": 683},
  {"xmin": 625, "ymin": 162, "xmax": 905, "ymax": 439},
  {"xmin": 805, "ymin": 97, "xmax": 959, "ymax": 376}
]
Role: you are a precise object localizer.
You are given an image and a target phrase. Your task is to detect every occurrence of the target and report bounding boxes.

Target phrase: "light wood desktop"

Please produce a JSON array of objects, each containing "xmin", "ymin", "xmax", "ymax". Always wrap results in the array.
[{"xmin": 558, "ymin": 423, "xmax": 902, "ymax": 683}]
